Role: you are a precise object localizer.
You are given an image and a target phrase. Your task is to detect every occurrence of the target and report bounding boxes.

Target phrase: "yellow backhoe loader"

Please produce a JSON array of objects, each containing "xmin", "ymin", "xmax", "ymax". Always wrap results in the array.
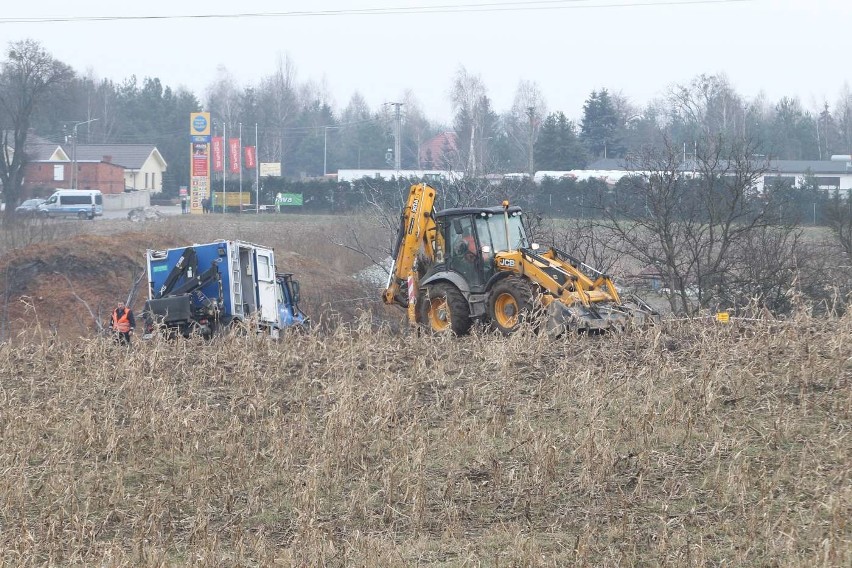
[{"xmin": 383, "ymin": 183, "xmax": 657, "ymax": 335}]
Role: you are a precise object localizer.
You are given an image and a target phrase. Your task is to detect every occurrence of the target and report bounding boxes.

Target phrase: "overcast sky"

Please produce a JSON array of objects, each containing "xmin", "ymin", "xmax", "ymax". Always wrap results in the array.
[{"xmin": 2, "ymin": 0, "xmax": 851, "ymax": 123}]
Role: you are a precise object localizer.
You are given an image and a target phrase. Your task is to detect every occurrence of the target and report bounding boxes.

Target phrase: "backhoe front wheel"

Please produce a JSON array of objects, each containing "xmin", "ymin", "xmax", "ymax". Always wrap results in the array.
[
  {"xmin": 417, "ymin": 283, "xmax": 472, "ymax": 335},
  {"xmin": 488, "ymin": 276, "xmax": 535, "ymax": 336}
]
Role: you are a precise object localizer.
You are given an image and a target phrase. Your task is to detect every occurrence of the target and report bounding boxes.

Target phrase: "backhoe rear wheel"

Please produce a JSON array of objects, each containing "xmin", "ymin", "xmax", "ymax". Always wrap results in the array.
[
  {"xmin": 488, "ymin": 276, "xmax": 535, "ymax": 336},
  {"xmin": 417, "ymin": 283, "xmax": 472, "ymax": 335}
]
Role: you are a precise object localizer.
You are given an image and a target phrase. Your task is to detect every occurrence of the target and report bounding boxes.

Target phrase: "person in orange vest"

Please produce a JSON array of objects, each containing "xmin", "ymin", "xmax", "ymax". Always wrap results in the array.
[{"xmin": 110, "ymin": 301, "xmax": 136, "ymax": 345}]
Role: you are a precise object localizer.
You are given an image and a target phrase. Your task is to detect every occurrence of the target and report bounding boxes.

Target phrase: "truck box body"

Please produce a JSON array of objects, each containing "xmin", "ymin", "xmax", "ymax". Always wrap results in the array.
[{"xmin": 145, "ymin": 240, "xmax": 304, "ymax": 336}]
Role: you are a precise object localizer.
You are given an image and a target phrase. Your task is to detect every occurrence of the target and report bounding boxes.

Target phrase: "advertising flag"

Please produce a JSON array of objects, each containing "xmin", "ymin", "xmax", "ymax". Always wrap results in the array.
[
  {"xmin": 244, "ymin": 146, "xmax": 257, "ymax": 169},
  {"xmin": 211, "ymin": 137, "xmax": 224, "ymax": 172},
  {"xmin": 228, "ymin": 138, "xmax": 241, "ymax": 173}
]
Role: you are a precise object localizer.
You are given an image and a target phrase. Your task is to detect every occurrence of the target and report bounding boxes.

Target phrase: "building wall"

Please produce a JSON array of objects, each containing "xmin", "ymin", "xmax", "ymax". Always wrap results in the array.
[
  {"xmin": 125, "ymin": 154, "xmax": 166, "ymax": 193},
  {"xmin": 756, "ymin": 173, "xmax": 852, "ymax": 196},
  {"xmin": 23, "ymin": 161, "xmax": 125, "ymax": 195}
]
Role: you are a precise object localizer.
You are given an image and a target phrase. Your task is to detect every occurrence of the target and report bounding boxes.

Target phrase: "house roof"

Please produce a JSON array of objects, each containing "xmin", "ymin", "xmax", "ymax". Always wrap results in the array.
[
  {"xmin": 588, "ymin": 157, "xmax": 852, "ymax": 175},
  {"xmin": 420, "ymin": 132, "xmax": 459, "ymax": 164},
  {"xmin": 61, "ymin": 144, "xmax": 167, "ymax": 170},
  {"xmin": 25, "ymin": 143, "xmax": 69, "ymax": 161}
]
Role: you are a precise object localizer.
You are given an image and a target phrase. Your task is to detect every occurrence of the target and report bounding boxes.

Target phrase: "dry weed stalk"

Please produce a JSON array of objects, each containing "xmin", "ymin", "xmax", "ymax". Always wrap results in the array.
[{"xmin": 0, "ymin": 312, "xmax": 849, "ymax": 566}]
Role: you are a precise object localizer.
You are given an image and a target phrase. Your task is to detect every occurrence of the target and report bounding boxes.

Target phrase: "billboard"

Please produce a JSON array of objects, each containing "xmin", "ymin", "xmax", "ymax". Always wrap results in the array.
[
  {"xmin": 260, "ymin": 162, "xmax": 281, "ymax": 177},
  {"xmin": 189, "ymin": 113, "xmax": 211, "ymax": 214},
  {"xmin": 275, "ymin": 193, "xmax": 303, "ymax": 206}
]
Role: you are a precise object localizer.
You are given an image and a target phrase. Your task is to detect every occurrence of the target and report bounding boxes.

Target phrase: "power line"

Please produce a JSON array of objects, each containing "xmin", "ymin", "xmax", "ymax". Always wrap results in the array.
[{"xmin": 0, "ymin": 0, "xmax": 756, "ymax": 25}]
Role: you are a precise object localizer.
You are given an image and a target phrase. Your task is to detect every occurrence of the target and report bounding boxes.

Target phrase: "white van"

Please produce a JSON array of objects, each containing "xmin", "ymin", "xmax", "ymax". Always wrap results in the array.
[{"xmin": 38, "ymin": 189, "xmax": 103, "ymax": 220}]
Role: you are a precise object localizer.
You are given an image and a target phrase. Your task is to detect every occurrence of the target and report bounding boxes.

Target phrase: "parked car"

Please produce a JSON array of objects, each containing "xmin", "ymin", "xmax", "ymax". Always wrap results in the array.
[{"xmin": 15, "ymin": 198, "xmax": 46, "ymax": 215}]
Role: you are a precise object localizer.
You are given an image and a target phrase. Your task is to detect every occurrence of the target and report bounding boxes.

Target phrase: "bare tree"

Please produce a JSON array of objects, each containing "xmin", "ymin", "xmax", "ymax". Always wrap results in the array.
[
  {"xmin": 449, "ymin": 66, "xmax": 487, "ymax": 177},
  {"xmin": 596, "ymin": 135, "xmax": 802, "ymax": 315},
  {"xmin": 824, "ymin": 195, "xmax": 852, "ymax": 258},
  {"xmin": 205, "ymin": 65, "xmax": 242, "ymax": 133},
  {"xmin": 668, "ymin": 73, "xmax": 747, "ymax": 142},
  {"xmin": 0, "ymin": 40, "xmax": 73, "ymax": 219},
  {"xmin": 505, "ymin": 80, "xmax": 547, "ymax": 176},
  {"xmin": 258, "ymin": 54, "xmax": 301, "ymax": 167}
]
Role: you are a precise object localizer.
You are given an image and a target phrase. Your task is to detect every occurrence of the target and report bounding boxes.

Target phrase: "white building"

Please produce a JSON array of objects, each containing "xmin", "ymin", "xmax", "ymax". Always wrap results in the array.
[{"xmin": 337, "ymin": 169, "xmax": 464, "ymax": 184}]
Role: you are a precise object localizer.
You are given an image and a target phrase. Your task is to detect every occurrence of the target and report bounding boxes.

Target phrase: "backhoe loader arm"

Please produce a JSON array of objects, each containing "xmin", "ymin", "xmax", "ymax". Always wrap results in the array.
[{"xmin": 382, "ymin": 184, "xmax": 439, "ymax": 322}]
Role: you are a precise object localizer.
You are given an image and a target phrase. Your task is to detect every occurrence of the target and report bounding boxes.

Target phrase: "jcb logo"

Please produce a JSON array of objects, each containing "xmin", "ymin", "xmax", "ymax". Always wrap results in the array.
[
  {"xmin": 411, "ymin": 199, "xmax": 420, "ymax": 214},
  {"xmin": 498, "ymin": 259, "xmax": 516, "ymax": 268}
]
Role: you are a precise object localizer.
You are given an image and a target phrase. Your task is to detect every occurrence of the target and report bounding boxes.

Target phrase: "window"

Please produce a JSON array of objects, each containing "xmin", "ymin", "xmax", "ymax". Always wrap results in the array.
[
  {"xmin": 54, "ymin": 165, "xmax": 64, "ymax": 181},
  {"xmin": 763, "ymin": 176, "xmax": 795, "ymax": 190},
  {"xmin": 145, "ymin": 173, "xmax": 149, "ymax": 189},
  {"xmin": 151, "ymin": 173, "xmax": 156, "ymax": 189},
  {"xmin": 257, "ymin": 254, "xmax": 273, "ymax": 281},
  {"xmin": 59, "ymin": 195, "xmax": 93, "ymax": 205},
  {"xmin": 815, "ymin": 176, "xmax": 841, "ymax": 188}
]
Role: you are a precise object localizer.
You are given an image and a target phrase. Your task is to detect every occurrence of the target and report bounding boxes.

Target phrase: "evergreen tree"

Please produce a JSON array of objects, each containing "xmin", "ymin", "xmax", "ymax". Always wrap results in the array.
[
  {"xmin": 770, "ymin": 97, "xmax": 818, "ymax": 160},
  {"xmin": 534, "ymin": 112, "xmax": 586, "ymax": 170},
  {"xmin": 580, "ymin": 89, "xmax": 623, "ymax": 159}
]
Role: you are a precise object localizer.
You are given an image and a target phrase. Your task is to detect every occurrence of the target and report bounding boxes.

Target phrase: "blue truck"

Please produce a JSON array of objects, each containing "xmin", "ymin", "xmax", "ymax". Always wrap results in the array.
[{"xmin": 143, "ymin": 240, "xmax": 306, "ymax": 338}]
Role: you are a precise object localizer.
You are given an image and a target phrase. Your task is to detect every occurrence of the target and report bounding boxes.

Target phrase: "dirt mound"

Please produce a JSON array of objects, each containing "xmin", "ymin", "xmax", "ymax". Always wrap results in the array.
[
  {"xmin": 0, "ymin": 231, "xmax": 387, "ymax": 340},
  {"xmin": 0, "ymin": 233, "xmax": 187, "ymax": 340}
]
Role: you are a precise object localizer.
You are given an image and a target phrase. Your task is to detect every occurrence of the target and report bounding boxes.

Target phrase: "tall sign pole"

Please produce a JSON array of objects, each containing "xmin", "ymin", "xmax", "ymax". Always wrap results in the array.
[
  {"xmin": 239, "ymin": 122, "xmax": 243, "ymax": 213},
  {"xmin": 256, "ymin": 123, "xmax": 260, "ymax": 214},
  {"xmin": 223, "ymin": 123, "xmax": 227, "ymax": 213},
  {"xmin": 189, "ymin": 112, "xmax": 211, "ymax": 215}
]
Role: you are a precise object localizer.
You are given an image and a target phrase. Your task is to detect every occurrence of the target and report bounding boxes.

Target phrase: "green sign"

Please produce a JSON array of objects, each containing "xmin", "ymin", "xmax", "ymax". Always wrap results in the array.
[{"xmin": 275, "ymin": 193, "xmax": 303, "ymax": 206}]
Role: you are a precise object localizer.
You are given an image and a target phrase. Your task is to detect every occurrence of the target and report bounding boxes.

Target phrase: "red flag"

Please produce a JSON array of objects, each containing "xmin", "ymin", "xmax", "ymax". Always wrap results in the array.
[
  {"xmin": 211, "ymin": 137, "xmax": 224, "ymax": 172},
  {"xmin": 228, "ymin": 138, "xmax": 241, "ymax": 174},
  {"xmin": 244, "ymin": 146, "xmax": 257, "ymax": 169}
]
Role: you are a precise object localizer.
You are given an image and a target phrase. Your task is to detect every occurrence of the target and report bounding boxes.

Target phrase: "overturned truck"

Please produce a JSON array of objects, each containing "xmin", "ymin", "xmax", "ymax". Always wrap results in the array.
[{"xmin": 144, "ymin": 240, "xmax": 306, "ymax": 338}]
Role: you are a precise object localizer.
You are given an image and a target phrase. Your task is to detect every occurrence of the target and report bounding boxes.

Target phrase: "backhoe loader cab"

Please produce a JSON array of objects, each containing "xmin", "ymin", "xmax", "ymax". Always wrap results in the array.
[
  {"xmin": 383, "ymin": 183, "xmax": 657, "ymax": 336},
  {"xmin": 433, "ymin": 205, "xmax": 528, "ymax": 292}
]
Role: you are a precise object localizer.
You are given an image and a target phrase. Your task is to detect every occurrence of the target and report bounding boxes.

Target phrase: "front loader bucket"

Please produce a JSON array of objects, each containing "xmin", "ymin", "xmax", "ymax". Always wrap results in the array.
[{"xmin": 543, "ymin": 299, "xmax": 659, "ymax": 336}]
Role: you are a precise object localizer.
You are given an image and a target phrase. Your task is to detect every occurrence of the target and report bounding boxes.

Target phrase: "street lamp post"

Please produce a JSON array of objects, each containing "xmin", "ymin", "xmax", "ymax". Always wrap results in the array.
[
  {"xmin": 323, "ymin": 126, "xmax": 340, "ymax": 176},
  {"xmin": 70, "ymin": 118, "xmax": 99, "ymax": 189}
]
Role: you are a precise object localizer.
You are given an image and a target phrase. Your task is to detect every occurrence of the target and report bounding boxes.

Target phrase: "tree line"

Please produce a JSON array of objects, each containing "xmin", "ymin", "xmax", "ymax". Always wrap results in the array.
[
  {"xmin": 3, "ymin": 40, "xmax": 852, "ymax": 205},
  {"xmin": 1, "ymin": 38, "xmax": 852, "ymax": 315}
]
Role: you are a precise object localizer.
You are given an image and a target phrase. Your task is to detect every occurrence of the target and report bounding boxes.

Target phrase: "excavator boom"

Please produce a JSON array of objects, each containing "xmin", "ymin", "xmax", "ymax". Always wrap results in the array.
[{"xmin": 383, "ymin": 184, "xmax": 438, "ymax": 323}]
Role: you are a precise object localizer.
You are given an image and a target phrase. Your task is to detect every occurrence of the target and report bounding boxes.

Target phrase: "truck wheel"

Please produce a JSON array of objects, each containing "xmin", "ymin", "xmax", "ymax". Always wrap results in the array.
[
  {"xmin": 417, "ymin": 283, "xmax": 472, "ymax": 335},
  {"xmin": 77, "ymin": 211, "xmax": 88, "ymax": 220},
  {"xmin": 488, "ymin": 276, "xmax": 535, "ymax": 336}
]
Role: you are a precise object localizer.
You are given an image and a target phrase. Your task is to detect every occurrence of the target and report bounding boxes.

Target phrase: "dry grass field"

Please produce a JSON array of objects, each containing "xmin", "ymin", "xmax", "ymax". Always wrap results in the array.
[
  {"xmin": 0, "ymin": 315, "xmax": 849, "ymax": 566},
  {"xmin": 0, "ymin": 213, "xmax": 849, "ymax": 566}
]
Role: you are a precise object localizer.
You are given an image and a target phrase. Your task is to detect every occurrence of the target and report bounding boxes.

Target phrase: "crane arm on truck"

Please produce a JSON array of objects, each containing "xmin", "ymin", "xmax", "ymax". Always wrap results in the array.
[
  {"xmin": 157, "ymin": 247, "xmax": 198, "ymax": 298},
  {"xmin": 167, "ymin": 261, "xmax": 223, "ymax": 298}
]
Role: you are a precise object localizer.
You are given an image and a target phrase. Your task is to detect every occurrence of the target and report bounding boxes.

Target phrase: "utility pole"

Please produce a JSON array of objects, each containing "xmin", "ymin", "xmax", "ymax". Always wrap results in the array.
[
  {"xmin": 388, "ymin": 102, "xmax": 404, "ymax": 171},
  {"xmin": 67, "ymin": 118, "xmax": 98, "ymax": 190},
  {"xmin": 526, "ymin": 106, "xmax": 536, "ymax": 177},
  {"xmin": 323, "ymin": 125, "xmax": 340, "ymax": 176}
]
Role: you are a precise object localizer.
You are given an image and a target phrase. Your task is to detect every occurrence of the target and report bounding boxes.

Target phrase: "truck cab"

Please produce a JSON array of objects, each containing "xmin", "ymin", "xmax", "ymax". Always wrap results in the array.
[{"xmin": 275, "ymin": 272, "xmax": 306, "ymax": 332}]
